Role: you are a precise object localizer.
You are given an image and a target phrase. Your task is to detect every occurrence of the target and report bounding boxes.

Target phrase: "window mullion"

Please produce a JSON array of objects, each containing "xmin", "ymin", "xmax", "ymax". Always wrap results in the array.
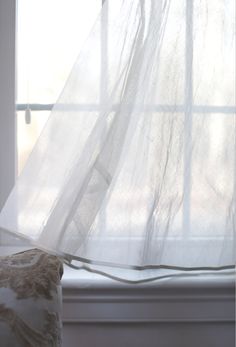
[
  {"xmin": 183, "ymin": 0, "xmax": 194, "ymax": 237},
  {"xmin": 98, "ymin": 0, "xmax": 109, "ymax": 231},
  {"xmin": 0, "ymin": 0, "xmax": 16, "ymax": 211}
]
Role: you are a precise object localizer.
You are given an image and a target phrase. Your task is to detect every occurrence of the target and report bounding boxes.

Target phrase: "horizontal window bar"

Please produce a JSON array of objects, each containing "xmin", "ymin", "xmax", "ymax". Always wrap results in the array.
[{"xmin": 16, "ymin": 103, "xmax": 236, "ymax": 114}]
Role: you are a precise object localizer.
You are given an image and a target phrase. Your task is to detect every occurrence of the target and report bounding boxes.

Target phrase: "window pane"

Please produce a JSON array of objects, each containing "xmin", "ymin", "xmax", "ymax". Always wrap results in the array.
[
  {"xmin": 17, "ymin": 0, "xmax": 101, "ymax": 173},
  {"xmin": 17, "ymin": 111, "xmax": 50, "ymax": 173},
  {"xmin": 17, "ymin": 0, "xmax": 101, "ymax": 104},
  {"xmin": 193, "ymin": 0, "xmax": 235, "ymax": 106},
  {"xmin": 191, "ymin": 113, "xmax": 235, "ymax": 236}
]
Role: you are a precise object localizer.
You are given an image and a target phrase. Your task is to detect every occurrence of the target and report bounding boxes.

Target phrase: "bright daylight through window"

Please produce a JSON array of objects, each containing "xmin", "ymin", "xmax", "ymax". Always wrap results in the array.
[{"xmin": 17, "ymin": 0, "xmax": 101, "ymax": 173}]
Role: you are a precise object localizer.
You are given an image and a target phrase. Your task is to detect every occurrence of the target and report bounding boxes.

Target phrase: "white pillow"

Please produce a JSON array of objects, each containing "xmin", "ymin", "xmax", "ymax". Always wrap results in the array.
[{"xmin": 0, "ymin": 248, "xmax": 63, "ymax": 347}]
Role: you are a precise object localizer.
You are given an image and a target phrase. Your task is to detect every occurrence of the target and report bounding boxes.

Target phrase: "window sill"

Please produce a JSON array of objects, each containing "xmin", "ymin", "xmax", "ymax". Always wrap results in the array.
[{"xmin": 62, "ymin": 265, "xmax": 235, "ymax": 324}]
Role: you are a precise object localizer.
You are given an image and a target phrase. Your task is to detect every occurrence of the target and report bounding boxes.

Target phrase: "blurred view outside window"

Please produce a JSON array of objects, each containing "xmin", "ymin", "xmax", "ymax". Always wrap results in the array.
[{"xmin": 17, "ymin": 0, "xmax": 101, "ymax": 173}]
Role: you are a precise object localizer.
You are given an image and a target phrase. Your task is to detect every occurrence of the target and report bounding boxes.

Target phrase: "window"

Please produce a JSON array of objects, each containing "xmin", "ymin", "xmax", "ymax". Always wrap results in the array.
[
  {"xmin": 0, "ymin": 0, "xmax": 102, "ymax": 245},
  {"xmin": 0, "ymin": 0, "xmax": 235, "ymax": 253},
  {"xmin": 16, "ymin": 0, "xmax": 235, "ymax": 247},
  {"xmin": 17, "ymin": 0, "xmax": 102, "ymax": 173}
]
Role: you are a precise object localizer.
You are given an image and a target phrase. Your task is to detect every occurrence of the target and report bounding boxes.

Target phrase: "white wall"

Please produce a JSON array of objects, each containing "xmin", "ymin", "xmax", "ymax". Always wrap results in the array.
[
  {"xmin": 62, "ymin": 270, "xmax": 235, "ymax": 347},
  {"xmin": 0, "ymin": 0, "xmax": 16, "ymax": 211},
  {"xmin": 63, "ymin": 323, "xmax": 235, "ymax": 347}
]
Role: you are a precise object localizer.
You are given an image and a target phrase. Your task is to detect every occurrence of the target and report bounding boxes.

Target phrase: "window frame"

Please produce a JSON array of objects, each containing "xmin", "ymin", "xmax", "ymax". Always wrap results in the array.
[
  {"xmin": 0, "ymin": 0, "xmax": 17, "ymax": 212},
  {"xmin": 0, "ymin": 0, "xmax": 235, "ymax": 248}
]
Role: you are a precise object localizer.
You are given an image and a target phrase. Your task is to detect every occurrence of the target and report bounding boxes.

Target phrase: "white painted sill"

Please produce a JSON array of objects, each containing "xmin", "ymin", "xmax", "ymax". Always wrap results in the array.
[{"xmin": 62, "ymin": 265, "xmax": 235, "ymax": 324}]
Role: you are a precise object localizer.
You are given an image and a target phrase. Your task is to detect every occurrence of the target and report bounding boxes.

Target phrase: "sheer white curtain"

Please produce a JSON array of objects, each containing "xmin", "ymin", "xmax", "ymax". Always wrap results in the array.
[{"xmin": 0, "ymin": 0, "xmax": 235, "ymax": 282}]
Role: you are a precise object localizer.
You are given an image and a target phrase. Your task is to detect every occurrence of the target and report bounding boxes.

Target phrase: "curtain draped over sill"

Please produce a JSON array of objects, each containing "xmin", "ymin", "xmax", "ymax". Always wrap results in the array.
[{"xmin": 0, "ymin": 0, "xmax": 235, "ymax": 282}]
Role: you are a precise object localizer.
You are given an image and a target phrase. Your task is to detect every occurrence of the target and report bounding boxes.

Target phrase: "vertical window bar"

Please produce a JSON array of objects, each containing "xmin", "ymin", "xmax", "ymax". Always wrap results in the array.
[
  {"xmin": 98, "ymin": 0, "xmax": 109, "ymax": 231},
  {"xmin": 101, "ymin": 0, "xmax": 109, "ymax": 104},
  {"xmin": 183, "ymin": 0, "xmax": 193, "ymax": 237}
]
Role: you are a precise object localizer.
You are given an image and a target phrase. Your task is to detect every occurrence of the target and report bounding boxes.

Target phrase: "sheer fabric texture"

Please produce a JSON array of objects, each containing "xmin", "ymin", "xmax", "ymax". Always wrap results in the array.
[{"xmin": 0, "ymin": 0, "xmax": 235, "ymax": 281}]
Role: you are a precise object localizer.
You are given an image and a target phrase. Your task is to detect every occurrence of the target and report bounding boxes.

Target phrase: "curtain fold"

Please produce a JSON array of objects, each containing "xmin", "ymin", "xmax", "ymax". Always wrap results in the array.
[{"xmin": 0, "ymin": 0, "xmax": 235, "ymax": 282}]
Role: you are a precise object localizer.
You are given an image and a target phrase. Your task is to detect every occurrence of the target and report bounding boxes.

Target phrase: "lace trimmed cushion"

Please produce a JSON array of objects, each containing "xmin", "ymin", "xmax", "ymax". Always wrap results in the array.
[{"xmin": 0, "ymin": 248, "xmax": 63, "ymax": 347}]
